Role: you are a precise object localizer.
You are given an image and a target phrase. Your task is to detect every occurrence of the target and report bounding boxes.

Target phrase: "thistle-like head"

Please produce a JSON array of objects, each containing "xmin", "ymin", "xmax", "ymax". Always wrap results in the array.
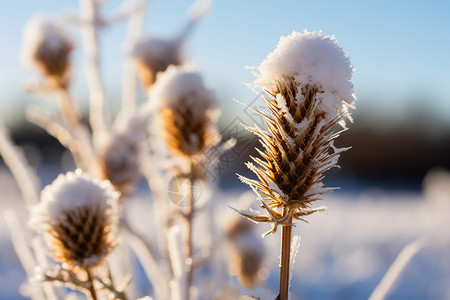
[
  {"xmin": 30, "ymin": 170, "xmax": 119, "ymax": 271},
  {"xmin": 254, "ymin": 30, "xmax": 355, "ymax": 124},
  {"xmin": 150, "ymin": 65, "xmax": 220, "ymax": 179},
  {"xmin": 238, "ymin": 31, "xmax": 355, "ymax": 235},
  {"xmin": 132, "ymin": 37, "xmax": 182, "ymax": 88},
  {"xmin": 98, "ymin": 115, "xmax": 145, "ymax": 195},
  {"xmin": 21, "ymin": 16, "xmax": 73, "ymax": 89}
]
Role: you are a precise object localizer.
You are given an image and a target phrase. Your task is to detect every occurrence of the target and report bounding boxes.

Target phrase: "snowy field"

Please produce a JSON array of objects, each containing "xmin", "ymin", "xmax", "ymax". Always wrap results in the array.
[{"xmin": 1, "ymin": 168, "xmax": 449, "ymax": 300}]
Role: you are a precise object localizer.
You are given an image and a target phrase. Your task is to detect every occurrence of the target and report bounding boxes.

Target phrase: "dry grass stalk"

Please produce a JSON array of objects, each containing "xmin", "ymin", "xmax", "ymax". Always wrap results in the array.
[{"xmin": 237, "ymin": 31, "xmax": 355, "ymax": 300}]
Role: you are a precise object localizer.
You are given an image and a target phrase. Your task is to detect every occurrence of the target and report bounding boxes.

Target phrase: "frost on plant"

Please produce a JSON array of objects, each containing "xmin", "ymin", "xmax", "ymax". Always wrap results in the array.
[
  {"xmin": 30, "ymin": 170, "xmax": 119, "ymax": 271},
  {"xmin": 21, "ymin": 16, "xmax": 73, "ymax": 89},
  {"xmin": 238, "ymin": 30, "xmax": 355, "ymax": 235},
  {"xmin": 150, "ymin": 65, "xmax": 221, "ymax": 180}
]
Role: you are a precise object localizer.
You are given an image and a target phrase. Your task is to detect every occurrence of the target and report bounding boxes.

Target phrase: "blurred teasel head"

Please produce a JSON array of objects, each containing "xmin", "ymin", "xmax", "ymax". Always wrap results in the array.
[
  {"xmin": 30, "ymin": 170, "xmax": 118, "ymax": 271},
  {"xmin": 21, "ymin": 16, "xmax": 73, "ymax": 90},
  {"xmin": 149, "ymin": 65, "xmax": 220, "ymax": 180},
  {"xmin": 98, "ymin": 115, "xmax": 145, "ymax": 196},
  {"xmin": 132, "ymin": 37, "xmax": 182, "ymax": 88},
  {"xmin": 238, "ymin": 31, "xmax": 355, "ymax": 236},
  {"xmin": 225, "ymin": 215, "xmax": 266, "ymax": 288}
]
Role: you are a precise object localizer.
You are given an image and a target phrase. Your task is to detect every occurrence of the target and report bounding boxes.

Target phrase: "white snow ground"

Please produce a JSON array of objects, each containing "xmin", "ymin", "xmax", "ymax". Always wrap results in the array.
[{"xmin": 1, "ymin": 168, "xmax": 449, "ymax": 300}]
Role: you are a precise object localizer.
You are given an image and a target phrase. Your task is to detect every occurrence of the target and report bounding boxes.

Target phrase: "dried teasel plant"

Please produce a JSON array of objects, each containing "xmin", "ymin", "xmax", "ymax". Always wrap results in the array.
[
  {"xmin": 149, "ymin": 65, "xmax": 223, "ymax": 297},
  {"xmin": 224, "ymin": 211, "xmax": 266, "ymax": 289},
  {"xmin": 131, "ymin": 0, "xmax": 212, "ymax": 89},
  {"xmin": 236, "ymin": 31, "xmax": 355, "ymax": 300},
  {"xmin": 29, "ymin": 170, "xmax": 119, "ymax": 300},
  {"xmin": 21, "ymin": 15, "xmax": 96, "ymax": 174},
  {"xmin": 98, "ymin": 114, "xmax": 146, "ymax": 197}
]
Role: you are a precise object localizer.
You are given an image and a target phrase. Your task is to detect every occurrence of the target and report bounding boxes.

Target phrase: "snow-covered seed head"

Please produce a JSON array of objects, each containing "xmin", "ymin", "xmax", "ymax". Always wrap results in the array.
[
  {"xmin": 255, "ymin": 30, "xmax": 355, "ymax": 124},
  {"xmin": 238, "ymin": 31, "xmax": 355, "ymax": 234},
  {"xmin": 30, "ymin": 170, "xmax": 118, "ymax": 271},
  {"xmin": 150, "ymin": 65, "xmax": 220, "ymax": 179},
  {"xmin": 132, "ymin": 37, "xmax": 182, "ymax": 88},
  {"xmin": 21, "ymin": 16, "xmax": 73, "ymax": 89},
  {"xmin": 98, "ymin": 135, "xmax": 140, "ymax": 195},
  {"xmin": 225, "ymin": 217, "xmax": 265, "ymax": 288}
]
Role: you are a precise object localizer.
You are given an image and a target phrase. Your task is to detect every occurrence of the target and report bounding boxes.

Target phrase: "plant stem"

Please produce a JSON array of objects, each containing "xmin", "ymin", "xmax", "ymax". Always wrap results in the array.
[
  {"xmin": 79, "ymin": 0, "xmax": 108, "ymax": 149},
  {"xmin": 86, "ymin": 268, "xmax": 98, "ymax": 300},
  {"xmin": 185, "ymin": 161, "xmax": 195, "ymax": 300},
  {"xmin": 57, "ymin": 88, "xmax": 97, "ymax": 175},
  {"xmin": 121, "ymin": 0, "xmax": 146, "ymax": 114},
  {"xmin": 278, "ymin": 208, "xmax": 293, "ymax": 300}
]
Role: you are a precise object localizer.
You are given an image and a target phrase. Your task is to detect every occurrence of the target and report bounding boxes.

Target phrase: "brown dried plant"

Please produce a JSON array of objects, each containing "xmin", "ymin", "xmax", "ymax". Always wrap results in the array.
[
  {"xmin": 238, "ymin": 78, "xmax": 345, "ymax": 235},
  {"xmin": 30, "ymin": 171, "xmax": 119, "ymax": 300},
  {"xmin": 133, "ymin": 38, "xmax": 182, "ymax": 88},
  {"xmin": 151, "ymin": 65, "xmax": 220, "ymax": 181},
  {"xmin": 237, "ymin": 31, "xmax": 355, "ymax": 300},
  {"xmin": 22, "ymin": 17, "xmax": 73, "ymax": 90}
]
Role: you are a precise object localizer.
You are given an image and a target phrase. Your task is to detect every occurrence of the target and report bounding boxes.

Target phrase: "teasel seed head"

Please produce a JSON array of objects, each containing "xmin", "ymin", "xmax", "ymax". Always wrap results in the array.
[
  {"xmin": 30, "ymin": 170, "xmax": 119, "ymax": 271},
  {"xmin": 225, "ymin": 215, "xmax": 266, "ymax": 288},
  {"xmin": 98, "ymin": 114, "xmax": 145, "ymax": 195},
  {"xmin": 21, "ymin": 16, "xmax": 73, "ymax": 90},
  {"xmin": 238, "ymin": 31, "xmax": 355, "ymax": 236},
  {"xmin": 150, "ymin": 65, "xmax": 220, "ymax": 180},
  {"xmin": 132, "ymin": 37, "xmax": 182, "ymax": 88},
  {"xmin": 98, "ymin": 136, "xmax": 140, "ymax": 196}
]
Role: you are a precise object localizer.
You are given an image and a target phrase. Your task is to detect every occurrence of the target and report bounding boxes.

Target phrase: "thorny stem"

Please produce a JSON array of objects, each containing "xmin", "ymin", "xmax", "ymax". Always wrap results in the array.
[
  {"xmin": 185, "ymin": 160, "xmax": 195, "ymax": 300},
  {"xmin": 86, "ymin": 268, "xmax": 98, "ymax": 300},
  {"xmin": 278, "ymin": 207, "xmax": 293, "ymax": 300}
]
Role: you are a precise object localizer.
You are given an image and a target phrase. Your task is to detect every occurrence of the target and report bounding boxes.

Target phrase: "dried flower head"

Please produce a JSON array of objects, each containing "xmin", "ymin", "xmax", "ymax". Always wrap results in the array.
[
  {"xmin": 30, "ymin": 170, "xmax": 118, "ymax": 271},
  {"xmin": 225, "ymin": 217, "xmax": 265, "ymax": 288},
  {"xmin": 21, "ymin": 16, "xmax": 73, "ymax": 89},
  {"xmin": 132, "ymin": 37, "xmax": 182, "ymax": 88},
  {"xmin": 98, "ymin": 137, "xmax": 140, "ymax": 195},
  {"xmin": 150, "ymin": 65, "xmax": 220, "ymax": 179},
  {"xmin": 238, "ymin": 31, "xmax": 355, "ymax": 235},
  {"xmin": 98, "ymin": 115, "xmax": 145, "ymax": 195}
]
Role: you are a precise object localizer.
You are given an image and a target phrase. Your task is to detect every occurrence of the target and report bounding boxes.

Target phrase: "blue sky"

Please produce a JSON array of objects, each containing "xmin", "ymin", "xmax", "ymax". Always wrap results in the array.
[{"xmin": 1, "ymin": 0, "xmax": 449, "ymax": 128}]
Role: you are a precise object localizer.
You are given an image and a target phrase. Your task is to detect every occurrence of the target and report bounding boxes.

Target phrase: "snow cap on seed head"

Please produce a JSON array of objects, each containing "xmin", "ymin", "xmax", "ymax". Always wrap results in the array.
[
  {"xmin": 254, "ymin": 30, "xmax": 355, "ymax": 123},
  {"xmin": 150, "ymin": 65, "xmax": 218, "ymax": 110}
]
